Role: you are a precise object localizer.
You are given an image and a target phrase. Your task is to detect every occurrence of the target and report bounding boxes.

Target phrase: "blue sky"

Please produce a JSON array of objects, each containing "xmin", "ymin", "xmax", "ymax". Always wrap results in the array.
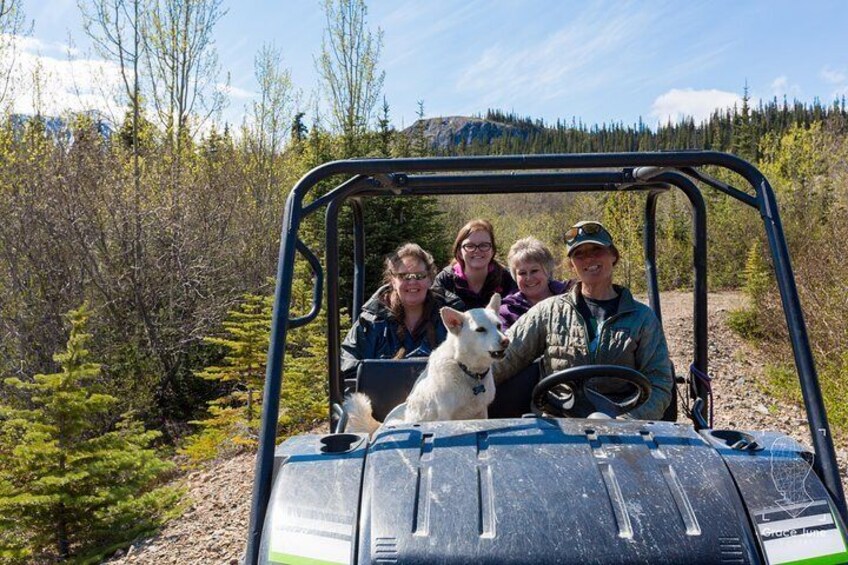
[{"xmin": 10, "ymin": 0, "xmax": 848, "ymax": 130}]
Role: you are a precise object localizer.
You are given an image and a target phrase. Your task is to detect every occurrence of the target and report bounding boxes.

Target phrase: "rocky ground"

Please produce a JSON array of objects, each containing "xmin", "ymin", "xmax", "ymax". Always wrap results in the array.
[{"xmin": 107, "ymin": 291, "xmax": 847, "ymax": 564}]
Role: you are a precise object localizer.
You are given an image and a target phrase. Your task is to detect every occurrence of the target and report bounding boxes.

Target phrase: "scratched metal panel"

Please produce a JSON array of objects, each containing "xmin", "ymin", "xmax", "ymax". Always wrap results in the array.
[
  {"xmin": 358, "ymin": 419, "xmax": 761, "ymax": 564},
  {"xmin": 707, "ymin": 430, "xmax": 848, "ymax": 565},
  {"xmin": 259, "ymin": 434, "xmax": 367, "ymax": 565}
]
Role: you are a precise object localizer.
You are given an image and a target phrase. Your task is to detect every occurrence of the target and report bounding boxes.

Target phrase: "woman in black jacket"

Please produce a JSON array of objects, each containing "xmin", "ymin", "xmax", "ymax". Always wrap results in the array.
[
  {"xmin": 341, "ymin": 243, "xmax": 449, "ymax": 379},
  {"xmin": 431, "ymin": 218, "xmax": 516, "ymax": 311}
]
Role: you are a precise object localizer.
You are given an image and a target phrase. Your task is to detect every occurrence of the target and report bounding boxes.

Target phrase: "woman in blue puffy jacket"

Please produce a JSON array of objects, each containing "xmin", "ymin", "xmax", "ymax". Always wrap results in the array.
[{"xmin": 341, "ymin": 243, "xmax": 451, "ymax": 379}]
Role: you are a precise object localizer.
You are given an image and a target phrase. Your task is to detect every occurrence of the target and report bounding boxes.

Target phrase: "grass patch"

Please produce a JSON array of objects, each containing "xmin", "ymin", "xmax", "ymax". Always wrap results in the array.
[
  {"xmin": 759, "ymin": 363, "xmax": 804, "ymax": 410},
  {"xmin": 761, "ymin": 360, "xmax": 848, "ymax": 440},
  {"xmin": 819, "ymin": 357, "xmax": 848, "ymax": 436}
]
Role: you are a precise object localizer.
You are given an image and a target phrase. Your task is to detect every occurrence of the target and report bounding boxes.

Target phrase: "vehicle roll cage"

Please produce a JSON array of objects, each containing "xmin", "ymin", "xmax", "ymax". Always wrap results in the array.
[{"xmin": 244, "ymin": 152, "xmax": 847, "ymax": 564}]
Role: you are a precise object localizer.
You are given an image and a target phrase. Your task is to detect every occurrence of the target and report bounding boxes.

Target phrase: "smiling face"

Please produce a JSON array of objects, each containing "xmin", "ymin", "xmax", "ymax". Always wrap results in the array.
[
  {"xmin": 459, "ymin": 230, "xmax": 494, "ymax": 272},
  {"xmin": 514, "ymin": 259, "xmax": 550, "ymax": 304},
  {"xmin": 391, "ymin": 256, "xmax": 431, "ymax": 309},
  {"xmin": 569, "ymin": 244, "xmax": 616, "ymax": 287}
]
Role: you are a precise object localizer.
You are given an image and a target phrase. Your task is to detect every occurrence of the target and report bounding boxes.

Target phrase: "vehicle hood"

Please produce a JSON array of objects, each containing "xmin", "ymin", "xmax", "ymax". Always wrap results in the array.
[
  {"xmin": 358, "ymin": 418, "xmax": 758, "ymax": 564},
  {"xmin": 261, "ymin": 418, "xmax": 848, "ymax": 564}
]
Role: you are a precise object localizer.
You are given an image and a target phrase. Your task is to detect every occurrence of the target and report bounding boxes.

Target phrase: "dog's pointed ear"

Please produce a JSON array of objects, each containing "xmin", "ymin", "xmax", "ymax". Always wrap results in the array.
[
  {"xmin": 440, "ymin": 307, "xmax": 465, "ymax": 334},
  {"xmin": 486, "ymin": 293, "xmax": 501, "ymax": 313}
]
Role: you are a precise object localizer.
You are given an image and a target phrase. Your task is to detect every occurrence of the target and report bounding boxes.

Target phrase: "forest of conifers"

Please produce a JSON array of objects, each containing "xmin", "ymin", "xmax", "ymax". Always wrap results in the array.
[{"xmin": 1, "ymin": 0, "xmax": 847, "ymax": 561}]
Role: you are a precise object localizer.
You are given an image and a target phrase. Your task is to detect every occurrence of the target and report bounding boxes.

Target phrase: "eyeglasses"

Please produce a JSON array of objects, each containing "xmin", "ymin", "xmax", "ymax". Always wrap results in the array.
[
  {"xmin": 393, "ymin": 272, "xmax": 429, "ymax": 281},
  {"xmin": 461, "ymin": 242, "xmax": 493, "ymax": 252},
  {"xmin": 565, "ymin": 222, "xmax": 606, "ymax": 243}
]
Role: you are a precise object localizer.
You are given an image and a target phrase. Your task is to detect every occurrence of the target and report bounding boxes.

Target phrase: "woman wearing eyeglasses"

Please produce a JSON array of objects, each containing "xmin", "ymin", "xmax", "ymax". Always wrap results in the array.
[
  {"xmin": 341, "ymin": 243, "xmax": 449, "ymax": 378},
  {"xmin": 432, "ymin": 219, "xmax": 517, "ymax": 311},
  {"xmin": 493, "ymin": 221, "xmax": 673, "ymax": 420}
]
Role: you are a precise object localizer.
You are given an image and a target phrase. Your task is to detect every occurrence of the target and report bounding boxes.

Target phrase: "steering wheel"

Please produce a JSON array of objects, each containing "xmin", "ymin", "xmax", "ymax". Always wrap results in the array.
[{"xmin": 531, "ymin": 365, "xmax": 652, "ymax": 418}]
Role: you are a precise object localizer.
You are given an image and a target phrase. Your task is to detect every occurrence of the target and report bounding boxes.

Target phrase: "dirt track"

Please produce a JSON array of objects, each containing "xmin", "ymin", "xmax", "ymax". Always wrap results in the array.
[{"xmin": 107, "ymin": 291, "xmax": 848, "ymax": 564}]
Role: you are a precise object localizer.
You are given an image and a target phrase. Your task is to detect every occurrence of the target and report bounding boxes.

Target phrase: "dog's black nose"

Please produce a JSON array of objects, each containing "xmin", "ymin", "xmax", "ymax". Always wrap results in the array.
[{"xmin": 500, "ymin": 337, "xmax": 510, "ymax": 348}]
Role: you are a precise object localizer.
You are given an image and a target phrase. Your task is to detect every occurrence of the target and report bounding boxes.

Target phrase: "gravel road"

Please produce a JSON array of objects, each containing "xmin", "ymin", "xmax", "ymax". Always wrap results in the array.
[{"xmin": 107, "ymin": 291, "xmax": 848, "ymax": 564}]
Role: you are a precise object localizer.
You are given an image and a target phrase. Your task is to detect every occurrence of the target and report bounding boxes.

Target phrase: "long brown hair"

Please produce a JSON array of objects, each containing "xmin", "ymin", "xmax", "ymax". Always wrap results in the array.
[
  {"xmin": 381, "ymin": 243, "xmax": 438, "ymax": 358},
  {"xmin": 451, "ymin": 218, "xmax": 498, "ymax": 269}
]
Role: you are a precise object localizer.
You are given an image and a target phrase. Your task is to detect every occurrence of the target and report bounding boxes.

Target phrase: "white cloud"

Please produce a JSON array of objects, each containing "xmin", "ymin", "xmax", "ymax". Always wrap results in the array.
[
  {"xmin": 1, "ymin": 34, "xmax": 124, "ymax": 117},
  {"xmin": 455, "ymin": 4, "xmax": 667, "ymax": 110},
  {"xmin": 819, "ymin": 66, "xmax": 848, "ymax": 101},
  {"xmin": 771, "ymin": 75, "xmax": 801, "ymax": 98},
  {"xmin": 650, "ymin": 88, "xmax": 742, "ymax": 124},
  {"xmin": 217, "ymin": 83, "xmax": 254, "ymax": 99},
  {"xmin": 832, "ymin": 85, "xmax": 848, "ymax": 100},
  {"xmin": 380, "ymin": 1, "xmax": 484, "ymax": 68},
  {"xmin": 821, "ymin": 66, "xmax": 847, "ymax": 84}
]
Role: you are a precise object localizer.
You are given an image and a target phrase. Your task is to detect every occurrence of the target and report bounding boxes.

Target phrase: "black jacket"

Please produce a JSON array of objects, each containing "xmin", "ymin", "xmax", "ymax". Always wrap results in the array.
[
  {"xmin": 432, "ymin": 262, "xmax": 517, "ymax": 311},
  {"xmin": 340, "ymin": 286, "xmax": 450, "ymax": 379}
]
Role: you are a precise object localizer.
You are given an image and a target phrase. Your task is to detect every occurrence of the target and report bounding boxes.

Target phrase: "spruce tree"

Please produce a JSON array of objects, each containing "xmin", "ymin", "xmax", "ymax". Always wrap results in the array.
[
  {"xmin": 0, "ymin": 304, "xmax": 178, "ymax": 564},
  {"xmin": 281, "ymin": 261, "xmax": 334, "ymax": 432},
  {"xmin": 733, "ymin": 83, "xmax": 757, "ymax": 161},
  {"xmin": 182, "ymin": 293, "xmax": 273, "ymax": 462},
  {"xmin": 183, "ymin": 278, "xmax": 329, "ymax": 464}
]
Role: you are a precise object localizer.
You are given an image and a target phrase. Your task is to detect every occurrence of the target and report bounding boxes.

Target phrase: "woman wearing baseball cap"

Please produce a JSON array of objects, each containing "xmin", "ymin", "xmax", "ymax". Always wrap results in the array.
[{"xmin": 493, "ymin": 221, "xmax": 673, "ymax": 420}]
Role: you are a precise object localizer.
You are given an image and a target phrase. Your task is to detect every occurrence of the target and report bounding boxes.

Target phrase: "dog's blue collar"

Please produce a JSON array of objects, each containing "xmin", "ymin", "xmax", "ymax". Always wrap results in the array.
[{"xmin": 458, "ymin": 362, "xmax": 488, "ymax": 395}]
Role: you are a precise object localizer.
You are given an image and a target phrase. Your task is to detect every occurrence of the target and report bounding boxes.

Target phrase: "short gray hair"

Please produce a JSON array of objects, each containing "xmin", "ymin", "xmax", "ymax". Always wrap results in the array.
[{"xmin": 507, "ymin": 237, "xmax": 556, "ymax": 280}]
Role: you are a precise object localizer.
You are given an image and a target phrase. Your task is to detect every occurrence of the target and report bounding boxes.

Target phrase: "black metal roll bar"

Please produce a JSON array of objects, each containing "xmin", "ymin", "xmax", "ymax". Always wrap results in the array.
[{"xmin": 244, "ymin": 152, "xmax": 847, "ymax": 564}]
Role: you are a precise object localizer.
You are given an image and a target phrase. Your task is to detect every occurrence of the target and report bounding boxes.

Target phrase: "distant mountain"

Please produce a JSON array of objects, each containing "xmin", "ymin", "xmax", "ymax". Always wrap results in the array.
[
  {"xmin": 10, "ymin": 110, "xmax": 113, "ymax": 142},
  {"xmin": 402, "ymin": 115, "xmax": 542, "ymax": 150}
]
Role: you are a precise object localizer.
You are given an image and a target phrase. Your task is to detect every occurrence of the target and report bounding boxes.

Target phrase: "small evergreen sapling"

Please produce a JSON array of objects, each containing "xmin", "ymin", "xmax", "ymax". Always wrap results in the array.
[
  {"xmin": 0, "ymin": 304, "xmax": 179, "ymax": 564},
  {"xmin": 183, "ymin": 267, "xmax": 332, "ymax": 464},
  {"xmin": 183, "ymin": 293, "xmax": 273, "ymax": 462}
]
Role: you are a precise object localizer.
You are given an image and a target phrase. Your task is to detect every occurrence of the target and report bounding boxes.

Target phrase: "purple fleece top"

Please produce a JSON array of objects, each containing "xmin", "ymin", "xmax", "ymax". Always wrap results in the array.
[{"xmin": 499, "ymin": 279, "xmax": 572, "ymax": 329}]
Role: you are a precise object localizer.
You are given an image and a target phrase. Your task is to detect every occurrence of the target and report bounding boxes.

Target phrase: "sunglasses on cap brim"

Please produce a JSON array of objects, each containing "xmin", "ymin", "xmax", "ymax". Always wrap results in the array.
[{"xmin": 565, "ymin": 222, "xmax": 606, "ymax": 243}]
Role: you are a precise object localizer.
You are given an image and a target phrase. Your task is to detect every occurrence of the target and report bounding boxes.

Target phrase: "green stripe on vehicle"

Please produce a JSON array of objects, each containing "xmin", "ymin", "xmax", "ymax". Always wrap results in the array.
[
  {"xmin": 268, "ymin": 550, "xmax": 346, "ymax": 565},
  {"xmin": 775, "ymin": 552, "xmax": 848, "ymax": 565}
]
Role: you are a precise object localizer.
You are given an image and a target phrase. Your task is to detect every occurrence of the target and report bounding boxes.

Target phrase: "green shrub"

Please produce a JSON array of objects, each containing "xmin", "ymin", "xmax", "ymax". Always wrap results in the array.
[
  {"xmin": 819, "ymin": 354, "xmax": 848, "ymax": 436},
  {"xmin": 727, "ymin": 308, "xmax": 765, "ymax": 340}
]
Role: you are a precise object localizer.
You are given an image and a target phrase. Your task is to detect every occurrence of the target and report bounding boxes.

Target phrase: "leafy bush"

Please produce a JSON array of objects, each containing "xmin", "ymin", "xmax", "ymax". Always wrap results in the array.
[
  {"xmin": 737, "ymin": 121, "xmax": 848, "ymax": 437},
  {"xmin": 819, "ymin": 354, "xmax": 848, "ymax": 435}
]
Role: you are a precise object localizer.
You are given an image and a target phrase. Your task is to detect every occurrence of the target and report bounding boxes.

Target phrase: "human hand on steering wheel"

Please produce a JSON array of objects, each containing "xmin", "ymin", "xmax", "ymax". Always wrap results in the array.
[{"xmin": 531, "ymin": 365, "xmax": 651, "ymax": 418}]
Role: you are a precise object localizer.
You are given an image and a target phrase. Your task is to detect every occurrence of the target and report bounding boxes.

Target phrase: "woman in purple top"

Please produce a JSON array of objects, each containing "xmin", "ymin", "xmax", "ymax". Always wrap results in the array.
[
  {"xmin": 499, "ymin": 237, "xmax": 572, "ymax": 328},
  {"xmin": 432, "ymin": 219, "xmax": 517, "ymax": 311}
]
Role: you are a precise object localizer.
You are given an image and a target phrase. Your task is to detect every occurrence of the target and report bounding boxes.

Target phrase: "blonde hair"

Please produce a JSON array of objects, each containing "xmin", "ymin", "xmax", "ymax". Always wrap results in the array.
[{"xmin": 507, "ymin": 237, "xmax": 556, "ymax": 280}]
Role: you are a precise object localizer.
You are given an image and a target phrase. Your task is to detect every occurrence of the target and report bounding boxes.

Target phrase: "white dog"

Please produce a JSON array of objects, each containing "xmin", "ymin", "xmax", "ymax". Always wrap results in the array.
[{"xmin": 344, "ymin": 294, "xmax": 509, "ymax": 434}]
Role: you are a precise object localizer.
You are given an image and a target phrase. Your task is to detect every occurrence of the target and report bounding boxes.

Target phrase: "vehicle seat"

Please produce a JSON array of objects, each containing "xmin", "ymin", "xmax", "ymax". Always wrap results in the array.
[
  {"xmin": 355, "ymin": 359, "xmax": 427, "ymax": 421},
  {"xmin": 489, "ymin": 358, "xmax": 544, "ymax": 418}
]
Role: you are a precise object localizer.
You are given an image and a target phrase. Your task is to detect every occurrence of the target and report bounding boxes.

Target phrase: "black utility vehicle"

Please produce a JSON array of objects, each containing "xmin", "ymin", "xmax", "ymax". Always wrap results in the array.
[{"xmin": 245, "ymin": 153, "xmax": 848, "ymax": 565}]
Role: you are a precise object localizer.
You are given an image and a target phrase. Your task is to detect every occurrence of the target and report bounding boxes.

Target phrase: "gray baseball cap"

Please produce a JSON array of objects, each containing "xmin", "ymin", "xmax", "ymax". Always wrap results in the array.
[{"xmin": 565, "ymin": 221, "xmax": 614, "ymax": 256}]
